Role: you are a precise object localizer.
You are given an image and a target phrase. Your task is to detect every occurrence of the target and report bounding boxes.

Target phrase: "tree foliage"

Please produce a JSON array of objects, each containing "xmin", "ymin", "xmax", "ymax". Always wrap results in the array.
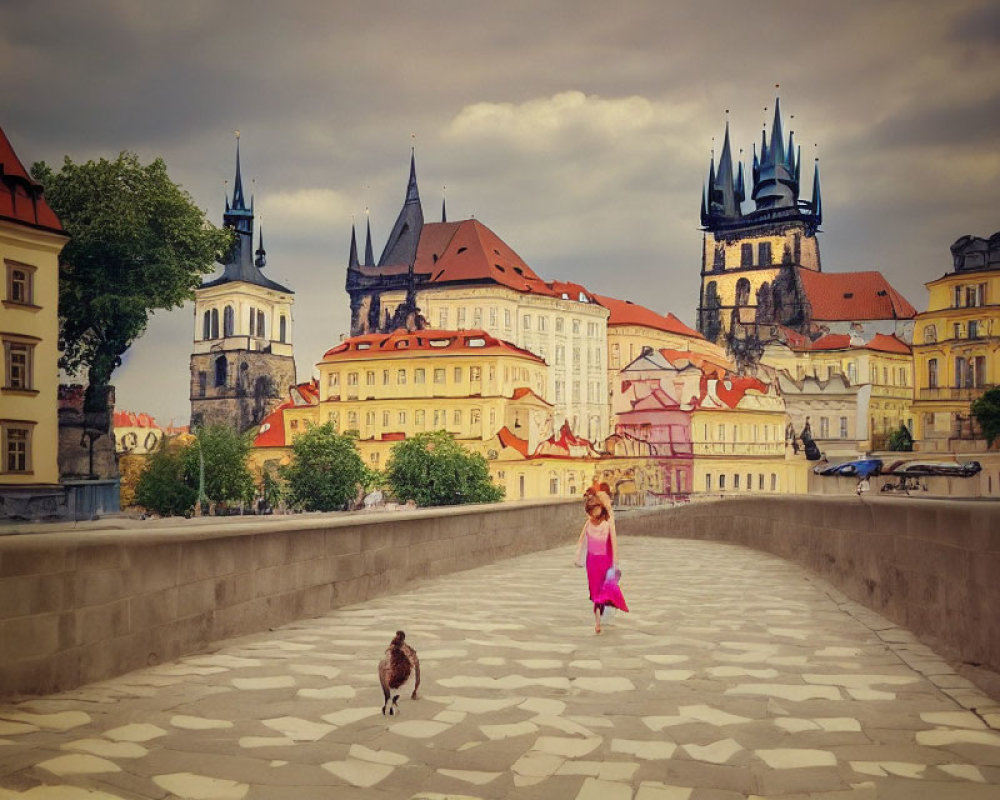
[
  {"xmin": 384, "ymin": 431, "xmax": 504, "ymax": 507},
  {"xmin": 185, "ymin": 425, "xmax": 255, "ymax": 506},
  {"xmin": 972, "ymin": 386, "xmax": 1000, "ymax": 446},
  {"xmin": 887, "ymin": 424, "xmax": 914, "ymax": 452},
  {"xmin": 280, "ymin": 423, "xmax": 367, "ymax": 511},
  {"xmin": 31, "ymin": 153, "xmax": 231, "ymax": 412},
  {"xmin": 135, "ymin": 439, "xmax": 197, "ymax": 516}
]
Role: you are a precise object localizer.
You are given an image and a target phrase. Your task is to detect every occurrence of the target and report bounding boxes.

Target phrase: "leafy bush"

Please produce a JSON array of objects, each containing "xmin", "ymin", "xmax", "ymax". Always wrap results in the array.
[
  {"xmin": 135, "ymin": 439, "xmax": 197, "ymax": 516},
  {"xmin": 972, "ymin": 386, "xmax": 1000, "ymax": 446},
  {"xmin": 280, "ymin": 423, "xmax": 367, "ymax": 511},
  {"xmin": 887, "ymin": 424, "xmax": 914, "ymax": 452},
  {"xmin": 384, "ymin": 431, "xmax": 504, "ymax": 507}
]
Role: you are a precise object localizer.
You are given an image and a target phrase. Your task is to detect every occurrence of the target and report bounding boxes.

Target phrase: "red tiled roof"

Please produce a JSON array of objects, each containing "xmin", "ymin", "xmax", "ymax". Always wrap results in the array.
[
  {"xmin": 798, "ymin": 270, "xmax": 917, "ymax": 321},
  {"xmin": 809, "ymin": 334, "xmax": 853, "ymax": 351},
  {"xmin": 322, "ymin": 328, "xmax": 545, "ymax": 365},
  {"xmin": 0, "ymin": 125, "xmax": 64, "ymax": 233},
  {"xmin": 511, "ymin": 386, "xmax": 552, "ymax": 405},
  {"xmin": 592, "ymin": 294, "xmax": 702, "ymax": 338},
  {"xmin": 496, "ymin": 425, "xmax": 530, "ymax": 456},
  {"xmin": 254, "ymin": 406, "xmax": 288, "ymax": 448},
  {"xmin": 713, "ymin": 375, "xmax": 769, "ymax": 409},
  {"xmin": 865, "ymin": 333, "xmax": 911, "ymax": 354}
]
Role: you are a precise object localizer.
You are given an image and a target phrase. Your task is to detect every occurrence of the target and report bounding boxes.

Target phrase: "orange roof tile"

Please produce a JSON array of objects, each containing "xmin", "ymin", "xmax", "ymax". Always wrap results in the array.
[
  {"xmin": 322, "ymin": 328, "xmax": 545, "ymax": 364},
  {"xmin": 511, "ymin": 386, "xmax": 552, "ymax": 405},
  {"xmin": 253, "ymin": 406, "xmax": 288, "ymax": 448},
  {"xmin": 658, "ymin": 349, "xmax": 732, "ymax": 378},
  {"xmin": 798, "ymin": 270, "xmax": 917, "ymax": 321},
  {"xmin": 865, "ymin": 333, "xmax": 911, "ymax": 354},
  {"xmin": 592, "ymin": 294, "xmax": 703, "ymax": 338},
  {"xmin": 0, "ymin": 125, "xmax": 64, "ymax": 233},
  {"xmin": 808, "ymin": 334, "xmax": 853, "ymax": 351},
  {"xmin": 496, "ymin": 425, "xmax": 530, "ymax": 456}
]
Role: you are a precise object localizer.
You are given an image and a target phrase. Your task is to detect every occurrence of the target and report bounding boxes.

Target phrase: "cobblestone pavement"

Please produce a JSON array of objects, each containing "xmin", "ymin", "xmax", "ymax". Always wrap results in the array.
[{"xmin": 1, "ymin": 536, "xmax": 999, "ymax": 799}]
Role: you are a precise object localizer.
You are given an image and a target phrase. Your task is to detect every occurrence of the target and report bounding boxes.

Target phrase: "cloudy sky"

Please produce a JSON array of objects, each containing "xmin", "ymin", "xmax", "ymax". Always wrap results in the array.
[{"xmin": 3, "ymin": 0, "xmax": 999, "ymax": 425}]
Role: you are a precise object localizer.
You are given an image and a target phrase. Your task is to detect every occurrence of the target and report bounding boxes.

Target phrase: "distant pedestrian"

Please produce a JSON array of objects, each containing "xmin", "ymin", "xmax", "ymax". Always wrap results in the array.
[{"xmin": 574, "ymin": 483, "xmax": 629, "ymax": 634}]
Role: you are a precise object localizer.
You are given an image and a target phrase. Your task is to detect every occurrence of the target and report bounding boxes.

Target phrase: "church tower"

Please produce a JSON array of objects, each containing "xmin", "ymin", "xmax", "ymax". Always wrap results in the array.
[
  {"xmin": 697, "ymin": 99, "xmax": 823, "ymax": 349},
  {"xmin": 189, "ymin": 136, "xmax": 296, "ymax": 432}
]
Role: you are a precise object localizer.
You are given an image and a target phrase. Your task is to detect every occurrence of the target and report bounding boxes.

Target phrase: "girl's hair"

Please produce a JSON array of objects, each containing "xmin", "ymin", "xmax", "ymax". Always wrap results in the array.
[{"xmin": 584, "ymin": 487, "xmax": 610, "ymax": 522}]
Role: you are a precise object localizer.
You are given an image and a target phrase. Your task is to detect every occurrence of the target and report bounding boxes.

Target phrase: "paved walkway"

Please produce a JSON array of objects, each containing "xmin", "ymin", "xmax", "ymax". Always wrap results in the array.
[{"xmin": 1, "ymin": 537, "xmax": 999, "ymax": 799}]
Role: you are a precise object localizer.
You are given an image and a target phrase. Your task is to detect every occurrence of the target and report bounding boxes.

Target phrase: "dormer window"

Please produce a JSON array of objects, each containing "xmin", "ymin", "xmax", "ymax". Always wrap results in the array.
[
  {"xmin": 395, "ymin": 340, "xmax": 409, "ymax": 349},
  {"xmin": 429, "ymin": 338, "xmax": 450, "ymax": 348},
  {"xmin": 843, "ymin": 292, "xmax": 853, "ymax": 299},
  {"xmin": 457, "ymin": 246, "xmax": 468, "ymax": 254},
  {"xmin": 466, "ymin": 337, "xmax": 486, "ymax": 347},
  {"xmin": 578, "ymin": 292, "xmax": 587, "ymax": 302},
  {"xmin": 356, "ymin": 342, "xmax": 371, "ymax": 350}
]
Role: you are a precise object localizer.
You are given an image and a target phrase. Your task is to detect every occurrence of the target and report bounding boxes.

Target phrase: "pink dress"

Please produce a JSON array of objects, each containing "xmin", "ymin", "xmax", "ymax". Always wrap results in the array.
[{"xmin": 583, "ymin": 519, "xmax": 629, "ymax": 613}]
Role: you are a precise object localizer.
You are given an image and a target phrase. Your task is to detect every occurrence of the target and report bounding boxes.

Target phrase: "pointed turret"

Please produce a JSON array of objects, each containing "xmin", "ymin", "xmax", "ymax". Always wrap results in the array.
[
  {"xmin": 735, "ymin": 160, "xmax": 746, "ymax": 204},
  {"xmin": 811, "ymin": 160, "xmax": 823, "ymax": 226},
  {"xmin": 255, "ymin": 227, "xmax": 266, "ymax": 269},
  {"xmin": 348, "ymin": 223, "xmax": 359, "ymax": 269},
  {"xmin": 701, "ymin": 121, "xmax": 742, "ymax": 225},
  {"xmin": 364, "ymin": 213, "xmax": 375, "ymax": 267},
  {"xmin": 223, "ymin": 134, "xmax": 254, "ymax": 238},
  {"xmin": 377, "ymin": 150, "xmax": 424, "ymax": 267},
  {"xmin": 770, "ymin": 99, "xmax": 786, "ymax": 167},
  {"xmin": 751, "ymin": 98, "xmax": 797, "ymax": 210}
]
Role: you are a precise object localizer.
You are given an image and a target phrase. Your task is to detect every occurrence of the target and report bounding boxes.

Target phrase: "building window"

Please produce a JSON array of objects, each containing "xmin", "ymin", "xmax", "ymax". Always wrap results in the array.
[
  {"xmin": 471, "ymin": 366, "xmax": 481, "ymax": 381},
  {"xmin": 955, "ymin": 356, "xmax": 968, "ymax": 388},
  {"xmin": 471, "ymin": 408, "xmax": 481, "ymax": 425},
  {"xmin": 954, "ymin": 285, "xmax": 962, "ymax": 308},
  {"xmin": 489, "ymin": 307, "xmax": 498, "ymax": 327},
  {"xmin": 415, "ymin": 409, "xmax": 425, "ymax": 426},
  {"xmin": 398, "ymin": 411, "xmax": 406, "ymax": 425},
  {"xmin": 473, "ymin": 307, "xmax": 483, "ymax": 327},
  {"xmin": 211, "ymin": 308, "xmax": 219, "ymax": 339},
  {"xmin": 820, "ymin": 417, "xmax": 829, "ymax": 438},
  {"xmin": 572, "ymin": 319, "xmax": 580, "ymax": 335},
  {"xmin": 1, "ymin": 422, "xmax": 33, "ymax": 473},
  {"xmin": 382, "ymin": 410, "xmax": 390, "ymax": 427},
  {"xmin": 758, "ymin": 474, "xmax": 764, "ymax": 491},
  {"xmin": 438, "ymin": 309, "xmax": 449, "ymax": 328},
  {"xmin": 347, "ymin": 411, "xmax": 358, "ymax": 428},
  {"xmin": 734, "ymin": 474, "xmax": 740, "ymax": 490},
  {"xmin": 538, "ymin": 316, "xmax": 547, "ymax": 332},
  {"xmin": 556, "ymin": 346, "xmax": 565, "ymax": 365},
  {"xmin": 214, "ymin": 355, "xmax": 227, "ymax": 387},
  {"xmin": 257, "ymin": 310, "xmax": 266, "ymax": 338},
  {"xmin": 3, "ymin": 340, "xmax": 34, "ymax": 390},
  {"xmin": 705, "ymin": 474, "xmax": 712, "ymax": 492},
  {"xmin": 198, "ymin": 371, "xmax": 207, "ymax": 397},
  {"xmin": 741, "ymin": 244, "xmax": 753, "ymax": 266},
  {"xmin": 453, "ymin": 409, "xmax": 462, "ymax": 426},
  {"xmin": 928, "ymin": 358, "xmax": 938, "ymax": 388},
  {"xmin": 504, "ymin": 309, "xmax": 512, "ymax": 329},
  {"xmin": 434, "ymin": 368, "xmax": 445, "ymax": 384},
  {"xmin": 279, "ymin": 315, "xmax": 287, "ymax": 343},
  {"xmin": 549, "ymin": 472, "xmax": 559, "ymax": 495},
  {"xmin": 923, "ymin": 325, "xmax": 936, "ymax": 344},
  {"xmin": 415, "ymin": 368, "xmax": 426, "ymax": 384},
  {"xmin": 523, "ymin": 314, "xmax": 531, "ymax": 331},
  {"xmin": 456, "ymin": 308, "xmax": 466, "ymax": 327},
  {"xmin": 347, "ymin": 372, "xmax": 358, "ymax": 386},
  {"xmin": 555, "ymin": 318, "xmax": 564, "ymax": 333},
  {"xmin": 770, "ymin": 473, "xmax": 777, "ymax": 491},
  {"xmin": 840, "ymin": 416, "xmax": 848, "ymax": 438},
  {"xmin": 758, "ymin": 242, "xmax": 772, "ymax": 265},
  {"xmin": 223, "ymin": 306, "xmax": 234, "ymax": 337},
  {"xmin": 974, "ymin": 355, "xmax": 987, "ymax": 388},
  {"xmin": 454, "ymin": 367, "xmax": 463, "ymax": 383},
  {"xmin": 248, "ymin": 307, "xmax": 256, "ymax": 336},
  {"xmin": 719, "ymin": 474, "xmax": 726, "ymax": 490},
  {"xmin": 366, "ymin": 370, "xmax": 376, "ymax": 386},
  {"xmin": 967, "ymin": 286, "xmax": 977, "ymax": 307},
  {"xmin": 6, "ymin": 262, "xmax": 35, "ymax": 305},
  {"xmin": 572, "ymin": 381, "xmax": 580, "ymax": 402},
  {"xmin": 397, "ymin": 369, "xmax": 407, "ymax": 385},
  {"xmin": 969, "ymin": 320, "xmax": 980, "ymax": 339},
  {"xmin": 382, "ymin": 370, "xmax": 390, "ymax": 385},
  {"xmin": 203, "ymin": 310, "xmax": 211, "ymax": 340},
  {"xmin": 329, "ymin": 372, "xmax": 340, "ymax": 388},
  {"xmin": 978, "ymin": 283, "xmax": 987, "ymax": 306}
]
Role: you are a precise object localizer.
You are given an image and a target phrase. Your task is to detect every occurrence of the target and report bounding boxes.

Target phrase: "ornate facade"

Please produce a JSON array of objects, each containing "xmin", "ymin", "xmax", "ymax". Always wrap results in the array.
[{"xmin": 189, "ymin": 138, "xmax": 296, "ymax": 433}]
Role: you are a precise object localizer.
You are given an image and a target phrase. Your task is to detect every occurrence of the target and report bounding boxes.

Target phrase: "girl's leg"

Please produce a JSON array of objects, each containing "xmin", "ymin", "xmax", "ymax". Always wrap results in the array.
[{"xmin": 594, "ymin": 604, "xmax": 603, "ymax": 634}]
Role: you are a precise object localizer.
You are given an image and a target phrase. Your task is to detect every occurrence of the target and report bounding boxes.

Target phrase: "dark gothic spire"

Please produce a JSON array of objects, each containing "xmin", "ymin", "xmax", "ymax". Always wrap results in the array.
[
  {"xmin": 348, "ymin": 222, "xmax": 359, "ymax": 269},
  {"xmin": 223, "ymin": 133, "xmax": 253, "ymax": 238},
  {"xmin": 364, "ymin": 213, "xmax": 375, "ymax": 266},
  {"xmin": 442, "ymin": 192, "xmax": 447, "ymax": 223},
  {"xmin": 254, "ymin": 226, "xmax": 266, "ymax": 269},
  {"xmin": 811, "ymin": 160, "xmax": 823, "ymax": 226},
  {"xmin": 701, "ymin": 119, "xmax": 742, "ymax": 225},
  {"xmin": 751, "ymin": 97, "xmax": 797, "ymax": 210},
  {"xmin": 377, "ymin": 149, "xmax": 424, "ymax": 267},
  {"xmin": 232, "ymin": 135, "xmax": 247, "ymax": 211}
]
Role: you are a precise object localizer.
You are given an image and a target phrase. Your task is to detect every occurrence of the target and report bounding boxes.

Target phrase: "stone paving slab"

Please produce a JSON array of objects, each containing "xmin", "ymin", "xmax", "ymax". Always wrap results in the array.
[{"xmin": 0, "ymin": 536, "xmax": 998, "ymax": 799}]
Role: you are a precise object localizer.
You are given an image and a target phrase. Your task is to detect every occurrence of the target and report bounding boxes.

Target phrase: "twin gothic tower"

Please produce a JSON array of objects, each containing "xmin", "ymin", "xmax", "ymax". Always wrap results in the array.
[{"xmin": 697, "ymin": 98, "xmax": 824, "ymax": 350}]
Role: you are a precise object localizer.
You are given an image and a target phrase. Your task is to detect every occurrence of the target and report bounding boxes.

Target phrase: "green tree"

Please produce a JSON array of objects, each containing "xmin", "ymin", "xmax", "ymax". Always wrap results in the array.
[
  {"xmin": 281, "ymin": 423, "xmax": 366, "ymax": 511},
  {"xmin": 972, "ymin": 386, "xmax": 1000, "ymax": 446},
  {"xmin": 384, "ymin": 431, "xmax": 504, "ymax": 507},
  {"xmin": 31, "ymin": 154, "xmax": 231, "ymax": 415},
  {"xmin": 135, "ymin": 438, "xmax": 197, "ymax": 516},
  {"xmin": 185, "ymin": 425, "xmax": 255, "ymax": 508}
]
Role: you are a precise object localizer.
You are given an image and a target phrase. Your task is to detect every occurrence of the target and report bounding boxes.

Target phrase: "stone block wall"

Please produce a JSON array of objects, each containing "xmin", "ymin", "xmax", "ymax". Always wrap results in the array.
[
  {"xmin": 0, "ymin": 500, "xmax": 580, "ymax": 698},
  {"xmin": 617, "ymin": 496, "xmax": 1000, "ymax": 677}
]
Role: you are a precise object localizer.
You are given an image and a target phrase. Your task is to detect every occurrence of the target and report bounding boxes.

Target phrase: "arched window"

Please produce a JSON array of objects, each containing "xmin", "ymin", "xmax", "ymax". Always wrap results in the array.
[
  {"xmin": 214, "ymin": 355, "xmax": 227, "ymax": 387},
  {"xmin": 202, "ymin": 310, "xmax": 211, "ymax": 340},
  {"xmin": 735, "ymin": 278, "xmax": 751, "ymax": 307},
  {"xmin": 248, "ymin": 307, "xmax": 256, "ymax": 336},
  {"xmin": 223, "ymin": 306, "xmax": 234, "ymax": 337},
  {"xmin": 279, "ymin": 315, "xmax": 287, "ymax": 343},
  {"xmin": 257, "ymin": 310, "xmax": 266, "ymax": 339},
  {"xmin": 210, "ymin": 308, "xmax": 219, "ymax": 339}
]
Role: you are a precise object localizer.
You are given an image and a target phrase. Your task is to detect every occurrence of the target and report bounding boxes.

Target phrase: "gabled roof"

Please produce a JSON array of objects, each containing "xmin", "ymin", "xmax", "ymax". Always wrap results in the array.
[
  {"xmin": 658, "ymin": 349, "xmax": 732, "ymax": 378},
  {"xmin": 322, "ymin": 328, "xmax": 545, "ymax": 364},
  {"xmin": 798, "ymin": 269, "xmax": 916, "ymax": 321},
  {"xmin": 592, "ymin": 294, "xmax": 703, "ymax": 338},
  {"xmin": 630, "ymin": 387, "xmax": 680, "ymax": 412},
  {"xmin": 0, "ymin": 125, "xmax": 65, "ymax": 233},
  {"xmin": 865, "ymin": 333, "xmax": 911, "ymax": 354},
  {"xmin": 511, "ymin": 386, "xmax": 552, "ymax": 406}
]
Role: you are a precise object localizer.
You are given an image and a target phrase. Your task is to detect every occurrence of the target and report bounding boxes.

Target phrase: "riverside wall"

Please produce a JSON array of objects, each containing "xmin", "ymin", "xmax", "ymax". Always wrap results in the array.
[
  {"xmin": 0, "ymin": 500, "xmax": 581, "ymax": 698},
  {"xmin": 1, "ymin": 496, "xmax": 997, "ymax": 699},
  {"xmin": 617, "ymin": 496, "xmax": 1000, "ymax": 678}
]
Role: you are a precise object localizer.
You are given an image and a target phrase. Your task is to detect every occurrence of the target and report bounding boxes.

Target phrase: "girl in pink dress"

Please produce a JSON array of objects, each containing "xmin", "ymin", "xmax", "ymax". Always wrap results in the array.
[{"xmin": 574, "ymin": 486, "xmax": 629, "ymax": 633}]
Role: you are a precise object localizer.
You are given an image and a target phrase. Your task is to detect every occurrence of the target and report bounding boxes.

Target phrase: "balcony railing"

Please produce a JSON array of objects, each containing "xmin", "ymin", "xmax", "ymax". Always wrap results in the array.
[{"xmin": 917, "ymin": 384, "xmax": 995, "ymax": 401}]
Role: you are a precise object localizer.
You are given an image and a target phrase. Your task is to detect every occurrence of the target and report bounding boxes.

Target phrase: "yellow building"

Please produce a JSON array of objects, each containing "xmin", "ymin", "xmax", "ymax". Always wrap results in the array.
[
  {"xmin": 912, "ymin": 232, "xmax": 1000, "ymax": 452},
  {"xmin": 0, "ymin": 125, "xmax": 69, "ymax": 519}
]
